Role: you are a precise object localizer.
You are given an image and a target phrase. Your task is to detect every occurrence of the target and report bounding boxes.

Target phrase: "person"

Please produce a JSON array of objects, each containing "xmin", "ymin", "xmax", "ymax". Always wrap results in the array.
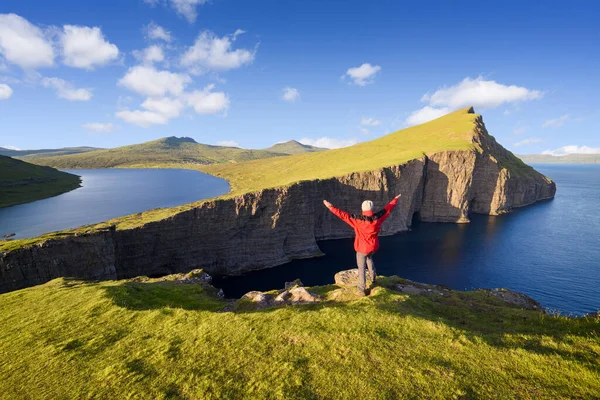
[{"xmin": 323, "ymin": 194, "xmax": 401, "ymax": 295}]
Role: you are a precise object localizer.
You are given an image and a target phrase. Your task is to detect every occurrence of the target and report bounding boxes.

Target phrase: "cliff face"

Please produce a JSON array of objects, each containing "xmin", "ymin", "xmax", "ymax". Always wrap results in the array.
[{"xmin": 0, "ymin": 115, "xmax": 556, "ymax": 293}]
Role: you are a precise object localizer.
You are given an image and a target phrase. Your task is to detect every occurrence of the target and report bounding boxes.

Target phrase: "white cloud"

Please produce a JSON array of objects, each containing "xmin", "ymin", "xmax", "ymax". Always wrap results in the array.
[
  {"xmin": 118, "ymin": 66, "xmax": 191, "ymax": 97},
  {"xmin": 422, "ymin": 76, "xmax": 543, "ymax": 109},
  {"xmin": 0, "ymin": 83, "xmax": 13, "ymax": 99},
  {"xmin": 542, "ymin": 114, "xmax": 570, "ymax": 128},
  {"xmin": 1, "ymin": 145, "xmax": 20, "ymax": 150},
  {"xmin": 141, "ymin": 97, "xmax": 184, "ymax": 118},
  {"xmin": 282, "ymin": 87, "xmax": 300, "ymax": 102},
  {"xmin": 0, "ymin": 14, "xmax": 54, "ymax": 69},
  {"xmin": 361, "ymin": 117, "xmax": 380, "ymax": 126},
  {"xmin": 405, "ymin": 106, "xmax": 451, "ymax": 126},
  {"xmin": 542, "ymin": 145, "xmax": 600, "ymax": 156},
  {"xmin": 170, "ymin": 0, "xmax": 209, "ymax": 23},
  {"xmin": 133, "ymin": 45, "xmax": 165, "ymax": 64},
  {"xmin": 116, "ymin": 110, "xmax": 168, "ymax": 127},
  {"xmin": 216, "ymin": 140, "xmax": 239, "ymax": 147},
  {"xmin": 181, "ymin": 30, "xmax": 255, "ymax": 74},
  {"xmin": 513, "ymin": 137, "xmax": 543, "ymax": 147},
  {"xmin": 61, "ymin": 25, "xmax": 119, "ymax": 69},
  {"xmin": 185, "ymin": 84, "xmax": 229, "ymax": 115},
  {"xmin": 344, "ymin": 63, "xmax": 381, "ymax": 86},
  {"xmin": 146, "ymin": 22, "xmax": 172, "ymax": 42},
  {"xmin": 360, "ymin": 128, "xmax": 371, "ymax": 135},
  {"xmin": 513, "ymin": 127, "xmax": 526, "ymax": 135},
  {"xmin": 41, "ymin": 77, "xmax": 92, "ymax": 101},
  {"xmin": 82, "ymin": 122, "xmax": 114, "ymax": 132},
  {"xmin": 299, "ymin": 137, "xmax": 358, "ymax": 149}
]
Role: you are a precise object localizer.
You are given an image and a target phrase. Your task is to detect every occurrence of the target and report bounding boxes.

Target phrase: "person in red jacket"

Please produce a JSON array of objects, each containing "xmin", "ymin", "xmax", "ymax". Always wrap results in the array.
[{"xmin": 323, "ymin": 194, "xmax": 401, "ymax": 294}]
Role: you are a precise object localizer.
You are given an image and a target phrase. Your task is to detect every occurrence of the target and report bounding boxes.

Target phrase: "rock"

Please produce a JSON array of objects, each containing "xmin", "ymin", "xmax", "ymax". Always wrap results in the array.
[
  {"xmin": 334, "ymin": 269, "xmax": 373, "ymax": 287},
  {"xmin": 284, "ymin": 279, "xmax": 304, "ymax": 290},
  {"xmin": 2, "ymin": 233, "xmax": 15, "ymax": 239},
  {"xmin": 217, "ymin": 289, "xmax": 225, "ymax": 298},
  {"xmin": 481, "ymin": 288, "xmax": 544, "ymax": 311},
  {"xmin": 241, "ymin": 291, "xmax": 272, "ymax": 306},
  {"xmin": 396, "ymin": 285, "xmax": 424, "ymax": 295},
  {"xmin": 288, "ymin": 287, "xmax": 320, "ymax": 303},
  {"xmin": 177, "ymin": 269, "xmax": 212, "ymax": 284}
]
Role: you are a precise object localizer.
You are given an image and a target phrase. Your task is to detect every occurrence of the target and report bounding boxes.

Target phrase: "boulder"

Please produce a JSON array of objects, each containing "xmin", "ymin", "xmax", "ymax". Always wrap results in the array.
[
  {"xmin": 284, "ymin": 279, "xmax": 304, "ymax": 290},
  {"xmin": 288, "ymin": 286, "xmax": 319, "ymax": 303},
  {"xmin": 480, "ymin": 288, "xmax": 544, "ymax": 311},
  {"xmin": 334, "ymin": 269, "xmax": 373, "ymax": 287},
  {"xmin": 177, "ymin": 269, "xmax": 213, "ymax": 284},
  {"xmin": 241, "ymin": 291, "xmax": 273, "ymax": 307}
]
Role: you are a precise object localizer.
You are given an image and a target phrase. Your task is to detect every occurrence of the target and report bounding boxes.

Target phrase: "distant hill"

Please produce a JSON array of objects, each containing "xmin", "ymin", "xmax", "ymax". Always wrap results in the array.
[
  {"xmin": 1, "ymin": 146, "xmax": 102, "ymax": 159},
  {"xmin": 265, "ymin": 140, "xmax": 326, "ymax": 155},
  {"xmin": 518, "ymin": 154, "xmax": 600, "ymax": 164},
  {"xmin": 28, "ymin": 137, "xmax": 287, "ymax": 169},
  {"xmin": 0, "ymin": 155, "xmax": 81, "ymax": 208}
]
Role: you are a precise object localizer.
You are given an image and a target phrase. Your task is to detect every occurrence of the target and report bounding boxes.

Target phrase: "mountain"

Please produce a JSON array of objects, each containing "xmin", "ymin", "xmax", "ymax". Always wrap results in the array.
[
  {"xmin": 265, "ymin": 140, "xmax": 326, "ymax": 155},
  {"xmin": 0, "ymin": 146, "xmax": 102, "ymax": 159},
  {"xmin": 0, "ymin": 155, "xmax": 81, "ymax": 208},
  {"xmin": 518, "ymin": 153, "xmax": 600, "ymax": 164},
  {"xmin": 28, "ymin": 137, "xmax": 286, "ymax": 169}
]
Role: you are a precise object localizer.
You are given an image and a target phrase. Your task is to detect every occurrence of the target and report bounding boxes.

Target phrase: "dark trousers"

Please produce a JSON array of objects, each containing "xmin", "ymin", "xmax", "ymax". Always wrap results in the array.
[{"xmin": 356, "ymin": 252, "xmax": 376, "ymax": 291}]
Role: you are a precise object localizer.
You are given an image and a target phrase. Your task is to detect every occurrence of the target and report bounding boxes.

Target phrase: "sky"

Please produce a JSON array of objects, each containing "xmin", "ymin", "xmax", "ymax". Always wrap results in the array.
[{"xmin": 0, "ymin": 0, "xmax": 599, "ymax": 155}]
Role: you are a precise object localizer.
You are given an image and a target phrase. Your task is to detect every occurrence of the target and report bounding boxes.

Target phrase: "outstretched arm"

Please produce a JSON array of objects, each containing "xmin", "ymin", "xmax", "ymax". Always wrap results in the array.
[
  {"xmin": 378, "ymin": 194, "xmax": 401, "ymax": 223},
  {"xmin": 323, "ymin": 200, "xmax": 355, "ymax": 227}
]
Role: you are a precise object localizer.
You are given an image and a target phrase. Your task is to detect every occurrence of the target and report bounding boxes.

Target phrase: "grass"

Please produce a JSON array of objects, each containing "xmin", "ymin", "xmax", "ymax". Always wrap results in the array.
[
  {"xmin": 0, "ymin": 274, "xmax": 598, "ymax": 399},
  {"xmin": 265, "ymin": 140, "xmax": 326, "ymax": 155},
  {"xmin": 0, "ymin": 155, "xmax": 81, "ymax": 209}
]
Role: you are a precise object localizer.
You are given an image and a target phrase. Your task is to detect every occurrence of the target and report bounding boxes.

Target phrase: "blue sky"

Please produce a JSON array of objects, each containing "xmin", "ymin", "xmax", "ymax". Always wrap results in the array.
[{"xmin": 0, "ymin": 0, "xmax": 599, "ymax": 155}]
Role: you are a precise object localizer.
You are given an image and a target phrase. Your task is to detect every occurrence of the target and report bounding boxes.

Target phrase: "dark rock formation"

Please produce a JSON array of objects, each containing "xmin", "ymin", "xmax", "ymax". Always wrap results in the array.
[{"xmin": 0, "ymin": 114, "xmax": 556, "ymax": 293}]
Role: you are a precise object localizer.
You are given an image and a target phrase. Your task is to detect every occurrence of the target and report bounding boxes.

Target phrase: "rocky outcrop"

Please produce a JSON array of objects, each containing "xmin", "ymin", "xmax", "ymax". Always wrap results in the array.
[{"xmin": 0, "ymin": 112, "xmax": 556, "ymax": 293}]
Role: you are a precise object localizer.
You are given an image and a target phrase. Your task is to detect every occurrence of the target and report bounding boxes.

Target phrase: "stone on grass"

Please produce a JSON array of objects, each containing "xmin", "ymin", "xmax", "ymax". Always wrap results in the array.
[{"xmin": 334, "ymin": 269, "xmax": 373, "ymax": 287}]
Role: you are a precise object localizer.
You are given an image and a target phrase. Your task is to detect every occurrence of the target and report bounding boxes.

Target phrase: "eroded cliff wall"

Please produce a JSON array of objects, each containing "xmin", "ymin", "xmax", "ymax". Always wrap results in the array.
[{"xmin": 0, "ymin": 119, "xmax": 556, "ymax": 293}]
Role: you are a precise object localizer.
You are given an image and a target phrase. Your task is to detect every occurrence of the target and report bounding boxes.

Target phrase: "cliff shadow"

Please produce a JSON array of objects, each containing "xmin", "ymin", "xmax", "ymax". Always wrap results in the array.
[{"xmin": 418, "ymin": 159, "xmax": 468, "ymax": 223}]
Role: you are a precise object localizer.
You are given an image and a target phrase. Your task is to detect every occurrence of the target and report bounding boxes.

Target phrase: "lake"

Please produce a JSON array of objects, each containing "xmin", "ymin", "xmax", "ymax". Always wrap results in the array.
[
  {"xmin": 0, "ymin": 169, "xmax": 230, "ymax": 240},
  {"xmin": 213, "ymin": 165, "xmax": 600, "ymax": 316}
]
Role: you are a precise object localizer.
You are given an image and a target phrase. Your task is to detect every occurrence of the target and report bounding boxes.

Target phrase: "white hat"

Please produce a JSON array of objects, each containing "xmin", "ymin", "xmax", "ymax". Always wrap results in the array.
[{"xmin": 361, "ymin": 200, "xmax": 374, "ymax": 212}]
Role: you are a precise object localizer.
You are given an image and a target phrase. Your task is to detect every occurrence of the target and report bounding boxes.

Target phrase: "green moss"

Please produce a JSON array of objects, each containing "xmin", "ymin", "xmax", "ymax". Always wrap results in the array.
[{"xmin": 0, "ymin": 276, "xmax": 598, "ymax": 399}]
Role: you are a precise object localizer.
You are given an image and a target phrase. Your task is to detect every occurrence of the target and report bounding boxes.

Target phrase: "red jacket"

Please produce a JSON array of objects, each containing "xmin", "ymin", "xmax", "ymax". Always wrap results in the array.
[{"xmin": 327, "ymin": 198, "xmax": 399, "ymax": 254}]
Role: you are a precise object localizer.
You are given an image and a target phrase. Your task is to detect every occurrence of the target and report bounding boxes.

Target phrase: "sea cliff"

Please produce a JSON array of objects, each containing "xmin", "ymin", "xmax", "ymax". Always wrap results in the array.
[{"xmin": 0, "ymin": 110, "xmax": 556, "ymax": 293}]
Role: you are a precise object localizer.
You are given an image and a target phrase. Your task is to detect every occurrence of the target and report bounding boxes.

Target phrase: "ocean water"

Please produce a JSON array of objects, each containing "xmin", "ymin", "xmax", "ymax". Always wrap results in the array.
[
  {"xmin": 0, "ymin": 169, "xmax": 229, "ymax": 240},
  {"xmin": 214, "ymin": 165, "xmax": 600, "ymax": 315}
]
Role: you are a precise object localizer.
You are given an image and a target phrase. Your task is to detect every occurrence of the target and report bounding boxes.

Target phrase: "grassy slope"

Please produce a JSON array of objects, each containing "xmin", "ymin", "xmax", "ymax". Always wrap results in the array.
[
  {"xmin": 0, "ymin": 275, "xmax": 598, "ymax": 399},
  {"xmin": 265, "ymin": 140, "xmax": 327, "ymax": 155},
  {"xmin": 518, "ymin": 154, "xmax": 600, "ymax": 164},
  {"xmin": 0, "ymin": 155, "xmax": 81, "ymax": 208},
  {"xmin": 0, "ymin": 146, "xmax": 101, "ymax": 158},
  {"xmin": 29, "ymin": 137, "xmax": 286, "ymax": 169}
]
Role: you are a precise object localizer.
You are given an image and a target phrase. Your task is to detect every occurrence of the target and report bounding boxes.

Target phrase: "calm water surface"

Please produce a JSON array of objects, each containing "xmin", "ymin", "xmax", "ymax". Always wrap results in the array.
[
  {"xmin": 0, "ymin": 169, "xmax": 229, "ymax": 239},
  {"xmin": 214, "ymin": 165, "xmax": 600, "ymax": 315}
]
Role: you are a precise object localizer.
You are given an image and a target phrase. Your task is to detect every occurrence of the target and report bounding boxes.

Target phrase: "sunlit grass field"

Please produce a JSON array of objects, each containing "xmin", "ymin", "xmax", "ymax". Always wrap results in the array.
[{"xmin": 0, "ymin": 275, "xmax": 598, "ymax": 399}]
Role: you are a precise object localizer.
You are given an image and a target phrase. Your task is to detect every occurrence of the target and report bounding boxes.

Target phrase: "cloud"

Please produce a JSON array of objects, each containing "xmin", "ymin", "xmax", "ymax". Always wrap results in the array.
[
  {"xmin": 62, "ymin": 25, "xmax": 119, "ymax": 69},
  {"xmin": 343, "ymin": 63, "xmax": 381, "ymax": 86},
  {"xmin": 361, "ymin": 117, "xmax": 380, "ymax": 126},
  {"xmin": 0, "ymin": 83, "xmax": 13, "ymax": 99},
  {"xmin": 282, "ymin": 87, "xmax": 300, "ymax": 102},
  {"xmin": 0, "ymin": 14, "xmax": 54, "ymax": 69},
  {"xmin": 513, "ymin": 127, "xmax": 526, "ymax": 135},
  {"xmin": 41, "ymin": 77, "xmax": 92, "ymax": 101},
  {"xmin": 170, "ymin": 0, "xmax": 209, "ymax": 23},
  {"xmin": 299, "ymin": 137, "xmax": 358, "ymax": 149},
  {"xmin": 82, "ymin": 122, "xmax": 114, "ymax": 132},
  {"xmin": 422, "ymin": 77, "xmax": 543, "ymax": 109},
  {"xmin": 185, "ymin": 84, "xmax": 229, "ymax": 115},
  {"xmin": 181, "ymin": 30, "xmax": 255, "ymax": 74},
  {"xmin": 405, "ymin": 106, "xmax": 451, "ymax": 126},
  {"xmin": 513, "ymin": 137, "xmax": 544, "ymax": 147},
  {"xmin": 542, "ymin": 114, "xmax": 570, "ymax": 128},
  {"xmin": 360, "ymin": 128, "xmax": 371, "ymax": 135},
  {"xmin": 542, "ymin": 145, "xmax": 600, "ymax": 156},
  {"xmin": 145, "ymin": 22, "xmax": 172, "ymax": 42},
  {"xmin": 133, "ymin": 45, "xmax": 165, "ymax": 64},
  {"xmin": 1, "ymin": 145, "xmax": 20, "ymax": 150},
  {"xmin": 118, "ymin": 66, "xmax": 191, "ymax": 97},
  {"xmin": 216, "ymin": 140, "xmax": 239, "ymax": 147},
  {"xmin": 116, "ymin": 110, "xmax": 169, "ymax": 127},
  {"xmin": 141, "ymin": 97, "xmax": 184, "ymax": 118}
]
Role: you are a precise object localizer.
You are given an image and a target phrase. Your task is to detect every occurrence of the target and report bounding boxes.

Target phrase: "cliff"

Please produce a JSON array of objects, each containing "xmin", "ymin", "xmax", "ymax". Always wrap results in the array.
[{"xmin": 0, "ymin": 108, "xmax": 555, "ymax": 293}]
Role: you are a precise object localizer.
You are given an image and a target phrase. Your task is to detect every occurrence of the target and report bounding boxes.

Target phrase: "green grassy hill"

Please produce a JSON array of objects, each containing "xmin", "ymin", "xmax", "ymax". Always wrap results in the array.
[
  {"xmin": 0, "ymin": 274, "xmax": 597, "ymax": 399},
  {"xmin": 29, "ymin": 137, "xmax": 286, "ymax": 169},
  {"xmin": 518, "ymin": 154, "xmax": 600, "ymax": 164},
  {"xmin": 0, "ymin": 155, "xmax": 81, "ymax": 208},
  {"xmin": 0, "ymin": 146, "xmax": 101, "ymax": 158},
  {"xmin": 265, "ymin": 140, "xmax": 326, "ymax": 155}
]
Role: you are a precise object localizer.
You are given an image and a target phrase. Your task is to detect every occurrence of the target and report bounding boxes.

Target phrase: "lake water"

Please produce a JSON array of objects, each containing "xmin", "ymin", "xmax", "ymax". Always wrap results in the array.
[
  {"xmin": 0, "ymin": 169, "xmax": 229, "ymax": 240},
  {"xmin": 214, "ymin": 165, "xmax": 600, "ymax": 316}
]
